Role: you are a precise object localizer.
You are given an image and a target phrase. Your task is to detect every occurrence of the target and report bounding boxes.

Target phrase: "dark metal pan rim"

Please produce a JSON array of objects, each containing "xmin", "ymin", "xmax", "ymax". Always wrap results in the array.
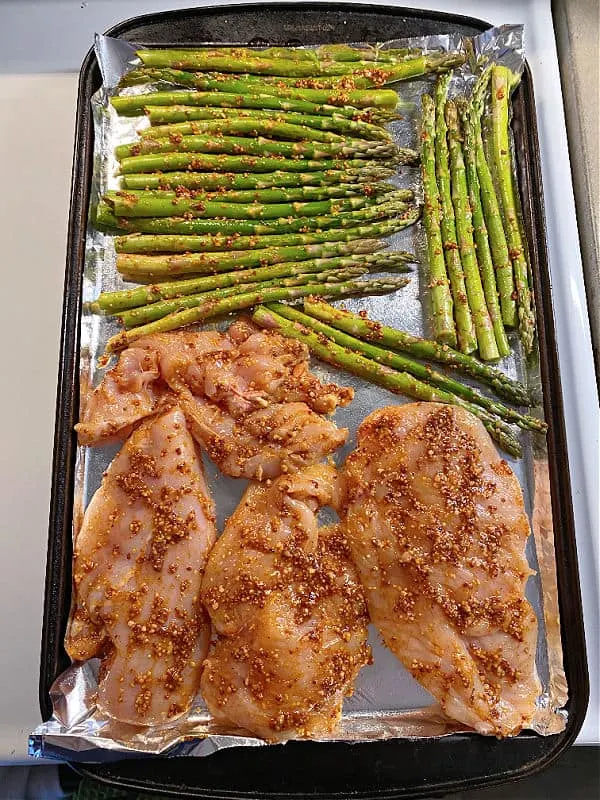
[{"xmin": 39, "ymin": 3, "xmax": 588, "ymax": 798}]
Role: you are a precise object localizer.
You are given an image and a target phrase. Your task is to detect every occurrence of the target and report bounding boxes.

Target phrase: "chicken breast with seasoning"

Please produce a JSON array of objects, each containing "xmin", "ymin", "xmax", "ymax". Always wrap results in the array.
[
  {"xmin": 201, "ymin": 464, "xmax": 371, "ymax": 740},
  {"xmin": 75, "ymin": 345, "xmax": 170, "ymax": 446},
  {"xmin": 66, "ymin": 406, "xmax": 216, "ymax": 725},
  {"xmin": 341, "ymin": 403, "xmax": 540, "ymax": 737},
  {"xmin": 223, "ymin": 318, "xmax": 353, "ymax": 415},
  {"xmin": 180, "ymin": 393, "xmax": 348, "ymax": 481},
  {"xmin": 78, "ymin": 325, "xmax": 352, "ymax": 479},
  {"xmin": 147, "ymin": 322, "xmax": 352, "ymax": 479}
]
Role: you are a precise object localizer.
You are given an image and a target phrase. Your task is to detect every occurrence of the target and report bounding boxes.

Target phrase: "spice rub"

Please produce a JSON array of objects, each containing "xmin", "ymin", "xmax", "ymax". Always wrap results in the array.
[{"xmin": 340, "ymin": 403, "xmax": 540, "ymax": 736}]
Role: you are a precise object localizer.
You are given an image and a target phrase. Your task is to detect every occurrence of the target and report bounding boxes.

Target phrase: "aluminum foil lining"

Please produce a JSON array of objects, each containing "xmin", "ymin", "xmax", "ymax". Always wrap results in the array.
[{"xmin": 30, "ymin": 24, "xmax": 568, "ymax": 761}]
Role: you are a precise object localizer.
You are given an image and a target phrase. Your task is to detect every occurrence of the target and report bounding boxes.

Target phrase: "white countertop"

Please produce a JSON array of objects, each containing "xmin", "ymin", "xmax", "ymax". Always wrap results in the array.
[{"xmin": 0, "ymin": 0, "xmax": 597, "ymax": 764}]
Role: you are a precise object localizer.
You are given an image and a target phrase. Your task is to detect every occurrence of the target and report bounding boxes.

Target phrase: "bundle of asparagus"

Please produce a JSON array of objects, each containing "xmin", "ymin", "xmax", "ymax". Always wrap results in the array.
[
  {"xmin": 420, "ymin": 67, "xmax": 535, "ymax": 359},
  {"xmin": 126, "ymin": 45, "xmax": 465, "ymax": 87},
  {"xmin": 252, "ymin": 300, "xmax": 547, "ymax": 458},
  {"xmin": 95, "ymin": 247, "xmax": 415, "ymax": 350},
  {"xmin": 103, "ymin": 274, "xmax": 412, "ymax": 353},
  {"xmin": 89, "ymin": 43, "xmax": 455, "ymax": 337},
  {"xmin": 104, "ymin": 48, "xmax": 425, "ymax": 264}
]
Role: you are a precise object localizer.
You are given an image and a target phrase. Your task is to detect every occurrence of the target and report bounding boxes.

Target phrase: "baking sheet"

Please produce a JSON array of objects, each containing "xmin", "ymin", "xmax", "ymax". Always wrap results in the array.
[{"xmin": 30, "ymin": 24, "xmax": 567, "ymax": 760}]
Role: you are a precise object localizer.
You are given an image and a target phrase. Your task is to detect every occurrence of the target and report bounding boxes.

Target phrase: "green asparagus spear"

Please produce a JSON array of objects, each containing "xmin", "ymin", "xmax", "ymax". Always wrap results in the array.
[
  {"xmin": 457, "ymin": 97, "xmax": 510, "ymax": 358},
  {"xmin": 370, "ymin": 50, "xmax": 467, "ymax": 80},
  {"xmin": 239, "ymin": 45, "xmax": 409, "ymax": 63},
  {"xmin": 112, "ymin": 183, "xmax": 396, "ymax": 207},
  {"xmin": 97, "ymin": 197, "xmax": 414, "ymax": 237},
  {"xmin": 104, "ymin": 276, "xmax": 410, "ymax": 352},
  {"xmin": 144, "ymin": 106, "xmax": 393, "ymax": 140},
  {"xmin": 177, "ymin": 44, "xmax": 415, "ymax": 63},
  {"xmin": 113, "ymin": 89, "xmax": 348, "ymax": 118},
  {"xmin": 115, "ymin": 279, "xmax": 303, "ymax": 327},
  {"xmin": 135, "ymin": 47, "xmax": 463, "ymax": 81},
  {"xmin": 270, "ymin": 301, "xmax": 544, "ymax": 432},
  {"xmin": 445, "ymin": 99, "xmax": 499, "ymax": 361},
  {"xmin": 195, "ymin": 46, "xmax": 320, "ymax": 62},
  {"xmin": 242, "ymin": 73, "xmax": 400, "ymax": 90},
  {"xmin": 115, "ymin": 133, "xmax": 399, "ymax": 161},
  {"xmin": 117, "ymin": 152, "xmax": 409, "ymax": 175},
  {"xmin": 93, "ymin": 251, "xmax": 416, "ymax": 314},
  {"xmin": 252, "ymin": 305, "xmax": 522, "ymax": 457},
  {"xmin": 473, "ymin": 68, "xmax": 517, "ymax": 328},
  {"xmin": 249, "ymin": 45, "xmax": 414, "ymax": 64},
  {"xmin": 302, "ymin": 299, "xmax": 531, "ymax": 405},
  {"xmin": 134, "ymin": 48, "xmax": 362, "ymax": 75},
  {"xmin": 111, "ymin": 88, "xmax": 397, "ymax": 117},
  {"xmin": 118, "ymin": 267, "xmax": 369, "ymax": 328},
  {"xmin": 130, "ymin": 67, "xmax": 406, "ymax": 92},
  {"xmin": 105, "ymin": 188, "xmax": 396, "ymax": 218},
  {"xmin": 167, "ymin": 46, "xmax": 315, "ymax": 63},
  {"xmin": 124, "ymin": 66, "xmax": 402, "ymax": 96},
  {"xmin": 316, "ymin": 44, "xmax": 419, "ymax": 62},
  {"xmin": 434, "ymin": 76, "xmax": 477, "ymax": 354},
  {"xmin": 133, "ymin": 44, "xmax": 406, "ymax": 66},
  {"xmin": 137, "ymin": 115, "xmax": 347, "ymax": 143},
  {"xmin": 280, "ymin": 48, "xmax": 465, "ymax": 78},
  {"xmin": 113, "ymin": 216, "xmax": 413, "ymax": 255},
  {"xmin": 127, "ymin": 53, "xmax": 464, "ymax": 90},
  {"xmin": 139, "ymin": 118, "xmax": 378, "ymax": 145},
  {"xmin": 420, "ymin": 93, "xmax": 456, "ymax": 346},
  {"xmin": 258, "ymin": 74, "xmax": 407, "ymax": 90},
  {"xmin": 117, "ymin": 238, "xmax": 384, "ymax": 279},
  {"xmin": 135, "ymin": 49, "xmax": 463, "ymax": 79},
  {"xmin": 121, "ymin": 166, "xmax": 395, "ymax": 191},
  {"xmin": 490, "ymin": 66, "xmax": 535, "ymax": 354},
  {"xmin": 117, "ymin": 247, "xmax": 412, "ymax": 283}
]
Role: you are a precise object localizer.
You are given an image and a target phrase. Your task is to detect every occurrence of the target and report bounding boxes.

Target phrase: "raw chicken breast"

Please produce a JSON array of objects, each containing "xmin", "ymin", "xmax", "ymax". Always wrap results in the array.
[
  {"xmin": 136, "ymin": 322, "xmax": 351, "ymax": 418},
  {"xmin": 180, "ymin": 393, "xmax": 348, "ymax": 480},
  {"xmin": 78, "ymin": 325, "xmax": 351, "ymax": 480},
  {"xmin": 223, "ymin": 319, "xmax": 353, "ymax": 414},
  {"xmin": 66, "ymin": 407, "xmax": 216, "ymax": 725},
  {"xmin": 147, "ymin": 323, "xmax": 352, "ymax": 479},
  {"xmin": 75, "ymin": 346, "xmax": 169, "ymax": 445},
  {"xmin": 341, "ymin": 403, "xmax": 540, "ymax": 737},
  {"xmin": 201, "ymin": 464, "xmax": 371, "ymax": 740}
]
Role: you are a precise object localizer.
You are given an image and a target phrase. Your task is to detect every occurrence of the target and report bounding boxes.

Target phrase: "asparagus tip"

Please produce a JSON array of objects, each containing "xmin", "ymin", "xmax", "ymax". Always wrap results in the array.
[{"xmin": 428, "ymin": 51, "xmax": 467, "ymax": 72}]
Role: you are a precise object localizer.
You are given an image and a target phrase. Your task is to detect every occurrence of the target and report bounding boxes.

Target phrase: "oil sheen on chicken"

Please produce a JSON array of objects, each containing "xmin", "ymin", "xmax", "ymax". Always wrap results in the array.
[
  {"xmin": 341, "ymin": 403, "xmax": 540, "ymax": 737},
  {"xmin": 200, "ymin": 464, "xmax": 371, "ymax": 740},
  {"xmin": 66, "ymin": 407, "xmax": 216, "ymax": 725},
  {"xmin": 76, "ymin": 324, "xmax": 352, "ymax": 480},
  {"xmin": 75, "ymin": 346, "xmax": 170, "ymax": 446}
]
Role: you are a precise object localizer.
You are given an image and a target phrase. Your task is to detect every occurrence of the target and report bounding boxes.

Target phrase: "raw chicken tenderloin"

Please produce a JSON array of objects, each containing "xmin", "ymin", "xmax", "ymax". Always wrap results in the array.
[
  {"xmin": 171, "ymin": 320, "xmax": 352, "ymax": 478},
  {"xmin": 66, "ymin": 407, "xmax": 216, "ymax": 725},
  {"xmin": 341, "ymin": 403, "xmax": 540, "ymax": 737},
  {"xmin": 75, "ymin": 345, "xmax": 169, "ymax": 445},
  {"xmin": 75, "ymin": 330, "xmax": 231, "ymax": 446},
  {"xmin": 179, "ymin": 393, "xmax": 348, "ymax": 480},
  {"xmin": 142, "ymin": 323, "xmax": 352, "ymax": 479},
  {"xmin": 77, "ymin": 326, "xmax": 352, "ymax": 479},
  {"xmin": 201, "ymin": 464, "xmax": 371, "ymax": 740}
]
